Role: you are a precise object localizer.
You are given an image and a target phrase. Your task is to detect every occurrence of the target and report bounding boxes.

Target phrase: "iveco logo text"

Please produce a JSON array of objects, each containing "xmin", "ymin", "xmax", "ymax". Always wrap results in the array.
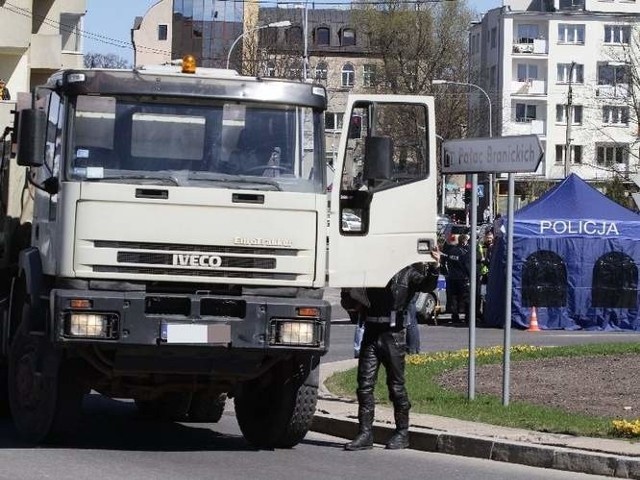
[
  {"xmin": 233, "ymin": 237, "xmax": 292, "ymax": 247},
  {"xmin": 172, "ymin": 254, "xmax": 222, "ymax": 268}
]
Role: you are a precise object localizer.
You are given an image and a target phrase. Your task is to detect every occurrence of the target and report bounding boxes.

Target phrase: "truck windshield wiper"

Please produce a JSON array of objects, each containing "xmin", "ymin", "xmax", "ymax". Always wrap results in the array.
[
  {"xmin": 85, "ymin": 173, "xmax": 181, "ymax": 186},
  {"xmin": 187, "ymin": 173, "xmax": 282, "ymax": 191}
]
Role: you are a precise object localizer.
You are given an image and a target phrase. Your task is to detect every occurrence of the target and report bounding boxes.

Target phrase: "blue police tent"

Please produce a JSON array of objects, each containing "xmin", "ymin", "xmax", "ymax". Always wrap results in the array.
[{"xmin": 485, "ymin": 174, "xmax": 640, "ymax": 330}]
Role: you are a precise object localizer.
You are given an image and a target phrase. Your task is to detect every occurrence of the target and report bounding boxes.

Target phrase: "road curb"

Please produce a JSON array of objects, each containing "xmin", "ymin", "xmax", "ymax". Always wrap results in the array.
[{"xmin": 311, "ymin": 413, "xmax": 640, "ymax": 478}]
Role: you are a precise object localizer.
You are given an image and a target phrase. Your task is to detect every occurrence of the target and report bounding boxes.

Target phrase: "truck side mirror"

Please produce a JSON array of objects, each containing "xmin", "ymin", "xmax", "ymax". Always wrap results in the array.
[
  {"xmin": 363, "ymin": 136, "xmax": 393, "ymax": 182},
  {"xmin": 17, "ymin": 109, "xmax": 46, "ymax": 167}
]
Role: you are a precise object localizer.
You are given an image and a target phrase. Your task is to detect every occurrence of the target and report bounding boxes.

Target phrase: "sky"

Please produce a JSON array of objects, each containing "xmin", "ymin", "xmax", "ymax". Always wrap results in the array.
[{"xmin": 83, "ymin": 0, "xmax": 503, "ymax": 65}]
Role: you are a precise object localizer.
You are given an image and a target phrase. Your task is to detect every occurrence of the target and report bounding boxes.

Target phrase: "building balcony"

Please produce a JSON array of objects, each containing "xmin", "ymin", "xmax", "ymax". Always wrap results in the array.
[
  {"xmin": 30, "ymin": 34, "xmax": 63, "ymax": 70},
  {"xmin": 505, "ymin": 119, "xmax": 546, "ymax": 137},
  {"xmin": 0, "ymin": 3, "xmax": 31, "ymax": 53},
  {"xmin": 512, "ymin": 39, "xmax": 548, "ymax": 55},
  {"xmin": 511, "ymin": 80, "xmax": 546, "ymax": 96}
]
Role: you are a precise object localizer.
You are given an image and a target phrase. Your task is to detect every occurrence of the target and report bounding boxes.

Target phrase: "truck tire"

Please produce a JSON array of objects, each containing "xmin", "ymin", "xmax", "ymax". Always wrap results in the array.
[
  {"xmin": 8, "ymin": 324, "xmax": 84, "ymax": 444},
  {"xmin": 234, "ymin": 359, "xmax": 318, "ymax": 449},
  {"xmin": 188, "ymin": 392, "xmax": 226, "ymax": 423},
  {"xmin": 135, "ymin": 392, "xmax": 192, "ymax": 421}
]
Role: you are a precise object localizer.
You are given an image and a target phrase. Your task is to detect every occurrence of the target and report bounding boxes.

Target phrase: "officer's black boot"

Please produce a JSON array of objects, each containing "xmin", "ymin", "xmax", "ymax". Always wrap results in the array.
[
  {"xmin": 344, "ymin": 406, "xmax": 374, "ymax": 451},
  {"xmin": 385, "ymin": 409, "xmax": 410, "ymax": 450}
]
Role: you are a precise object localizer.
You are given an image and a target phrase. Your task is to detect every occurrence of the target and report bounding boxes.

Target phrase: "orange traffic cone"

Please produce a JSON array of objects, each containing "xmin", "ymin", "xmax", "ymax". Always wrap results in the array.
[{"xmin": 527, "ymin": 306, "xmax": 541, "ymax": 332}]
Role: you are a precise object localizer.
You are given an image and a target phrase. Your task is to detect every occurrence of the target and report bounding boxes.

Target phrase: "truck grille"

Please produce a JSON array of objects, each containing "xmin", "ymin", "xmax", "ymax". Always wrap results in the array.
[
  {"xmin": 95, "ymin": 240, "xmax": 297, "ymax": 256},
  {"xmin": 90, "ymin": 240, "xmax": 301, "ymax": 281},
  {"xmin": 93, "ymin": 265, "xmax": 296, "ymax": 280}
]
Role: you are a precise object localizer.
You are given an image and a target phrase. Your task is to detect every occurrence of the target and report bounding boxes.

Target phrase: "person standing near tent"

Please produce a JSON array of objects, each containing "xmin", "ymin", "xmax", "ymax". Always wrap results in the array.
[
  {"xmin": 443, "ymin": 234, "xmax": 471, "ymax": 323},
  {"xmin": 477, "ymin": 230, "xmax": 494, "ymax": 322}
]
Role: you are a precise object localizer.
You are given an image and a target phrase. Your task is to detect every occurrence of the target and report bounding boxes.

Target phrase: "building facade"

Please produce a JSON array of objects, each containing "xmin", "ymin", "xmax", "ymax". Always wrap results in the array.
[
  {"xmin": 0, "ymin": 0, "xmax": 86, "ymax": 217},
  {"xmin": 470, "ymin": 0, "xmax": 640, "ymax": 206}
]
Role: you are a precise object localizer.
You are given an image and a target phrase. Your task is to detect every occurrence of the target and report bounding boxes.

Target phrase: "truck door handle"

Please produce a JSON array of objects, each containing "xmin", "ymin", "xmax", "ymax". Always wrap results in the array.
[{"xmin": 135, "ymin": 188, "xmax": 169, "ymax": 199}]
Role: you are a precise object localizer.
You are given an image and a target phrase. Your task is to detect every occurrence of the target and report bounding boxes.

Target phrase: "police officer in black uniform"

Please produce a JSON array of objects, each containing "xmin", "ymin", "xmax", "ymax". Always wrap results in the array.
[{"xmin": 341, "ymin": 252, "xmax": 440, "ymax": 451}]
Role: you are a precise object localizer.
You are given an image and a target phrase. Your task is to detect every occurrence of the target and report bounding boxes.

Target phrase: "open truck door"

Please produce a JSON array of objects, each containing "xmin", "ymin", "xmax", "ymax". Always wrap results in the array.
[{"xmin": 328, "ymin": 95, "xmax": 438, "ymax": 288}]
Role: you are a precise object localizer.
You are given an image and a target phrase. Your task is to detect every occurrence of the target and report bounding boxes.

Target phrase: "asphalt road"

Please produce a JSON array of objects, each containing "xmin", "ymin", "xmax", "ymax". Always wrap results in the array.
[{"xmin": 0, "ymin": 395, "xmax": 612, "ymax": 480}]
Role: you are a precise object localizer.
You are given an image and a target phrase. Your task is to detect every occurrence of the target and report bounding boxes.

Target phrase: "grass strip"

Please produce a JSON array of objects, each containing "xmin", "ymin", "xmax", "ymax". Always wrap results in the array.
[{"xmin": 324, "ymin": 342, "xmax": 640, "ymax": 438}]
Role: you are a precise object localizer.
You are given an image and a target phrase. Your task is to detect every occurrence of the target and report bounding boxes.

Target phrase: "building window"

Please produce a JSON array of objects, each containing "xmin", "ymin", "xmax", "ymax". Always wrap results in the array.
[
  {"xmin": 596, "ymin": 144, "xmax": 629, "ymax": 166},
  {"xmin": 555, "ymin": 145, "xmax": 582, "ymax": 164},
  {"xmin": 517, "ymin": 24, "xmax": 539, "ymax": 44},
  {"xmin": 490, "ymin": 27, "xmax": 497, "ymax": 49},
  {"xmin": 265, "ymin": 61, "xmax": 276, "ymax": 78},
  {"xmin": 598, "ymin": 63, "xmax": 628, "ymax": 86},
  {"xmin": 340, "ymin": 28, "xmax": 356, "ymax": 46},
  {"xmin": 325, "ymin": 112, "xmax": 344, "ymax": 131},
  {"xmin": 555, "ymin": 104, "xmax": 583, "ymax": 124},
  {"xmin": 341, "ymin": 63, "xmax": 355, "ymax": 88},
  {"xmin": 490, "ymin": 66, "xmax": 496, "ymax": 88},
  {"xmin": 557, "ymin": 63, "xmax": 583, "ymax": 84},
  {"xmin": 517, "ymin": 64, "xmax": 538, "ymax": 81},
  {"xmin": 604, "ymin": 25, "xmax": 630, "ymax": 45},
  {"xmin": 315, "ymin": 27, "xmax": 330, "ymax": 46},
  {"xmin": 315, "ymin": 62, "xmax": 328, "ymax": 80},
  {"xmin": 515, "ymin": 103, "xmax": 537, "ymax": 122},
  {"xmin": 158, "ymin": 24, "xmax": 168, "ymax": 41},
  {"xmin": 363, "ymin": 64, "xmax": 377, "ymax": 87},
  {"xmin": 60, "ymin": 13, "xmax": 82, "ymax": 52},
  {"xmin": 602, "ymin": 106, "xmax": 630, "ymax": 125},
  {"xmin": 286, "ymin": 26, "xmax": 303, "ymax": 45},
  {"xmin": 558, "ymin": 24, "xmax": 585, "ymax": 44}
]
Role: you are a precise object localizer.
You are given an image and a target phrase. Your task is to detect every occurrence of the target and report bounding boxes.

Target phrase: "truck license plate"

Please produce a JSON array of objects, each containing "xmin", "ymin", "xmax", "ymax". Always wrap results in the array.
[{"xmin": 162, "ymin": 323, "xmax": 231, "ymax": 344}]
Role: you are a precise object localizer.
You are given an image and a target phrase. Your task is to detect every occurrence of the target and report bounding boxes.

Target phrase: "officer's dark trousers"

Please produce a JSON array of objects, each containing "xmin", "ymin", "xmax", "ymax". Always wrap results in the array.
[{"xmin": 356, "ymin": 322, "xmax": 411, "ymax": 418}]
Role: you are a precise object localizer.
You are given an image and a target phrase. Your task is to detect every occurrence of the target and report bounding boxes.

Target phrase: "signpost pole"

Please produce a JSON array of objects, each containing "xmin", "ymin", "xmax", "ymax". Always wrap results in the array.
[
  {"xmin": 502, "ymin": 173, "xmax": 515, "ymax": 406},
  {"xmin": 468, "ymin": 174, "xmax": 478, "ymax": 400}
]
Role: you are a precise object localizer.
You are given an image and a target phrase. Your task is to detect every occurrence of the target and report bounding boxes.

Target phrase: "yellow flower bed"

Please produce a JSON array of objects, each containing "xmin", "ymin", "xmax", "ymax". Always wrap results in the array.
[
  {"xmin": 406, "ymin": 344, "xmax": 543, "ymax": 366},
  {"xmin": 612, "ymin": 419, "xmax": 640, "ymax": 437}
]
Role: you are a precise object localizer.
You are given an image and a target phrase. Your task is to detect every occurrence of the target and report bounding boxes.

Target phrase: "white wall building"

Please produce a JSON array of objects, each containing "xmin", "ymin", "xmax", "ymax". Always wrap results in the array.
[{"xmin": 470, "ymin": 0, "xmax": 640, "ymax": 194}]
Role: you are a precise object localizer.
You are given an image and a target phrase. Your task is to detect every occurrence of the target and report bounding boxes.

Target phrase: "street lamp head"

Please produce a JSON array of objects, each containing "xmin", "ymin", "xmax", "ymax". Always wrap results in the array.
[
  {"xmin": 268, "ymin": 20, "xmax": 292, "ymax": 28},
  {"xmin": 432, "ymin": 79, "xmax": 448, "ymax": 85}
]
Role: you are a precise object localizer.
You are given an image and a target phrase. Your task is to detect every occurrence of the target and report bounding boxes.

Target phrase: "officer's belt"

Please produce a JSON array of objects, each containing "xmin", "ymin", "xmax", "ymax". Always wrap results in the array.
[{"xmin": 365, "ymin": 316, "xmax": 391, "ymax": 324}]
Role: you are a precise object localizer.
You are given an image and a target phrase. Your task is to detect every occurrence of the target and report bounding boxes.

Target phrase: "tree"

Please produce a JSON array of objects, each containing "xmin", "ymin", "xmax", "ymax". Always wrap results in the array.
[
  {"xmin": 84, "ymin": 53, "xmax": 130, "ymax": 69},
  {"xmin": 352, "ymin": 1, "xmax": 473, "ymax": 141}
]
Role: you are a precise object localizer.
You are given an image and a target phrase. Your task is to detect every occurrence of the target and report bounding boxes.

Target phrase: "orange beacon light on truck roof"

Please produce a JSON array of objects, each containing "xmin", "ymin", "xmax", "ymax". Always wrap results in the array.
[{"xmin": 182, "ymin": 55, "xmax": 196, "ymax": 74}]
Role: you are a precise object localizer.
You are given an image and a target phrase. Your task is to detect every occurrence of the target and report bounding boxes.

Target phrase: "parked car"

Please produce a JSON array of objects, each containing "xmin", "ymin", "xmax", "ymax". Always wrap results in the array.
[{"xmin": 415, "ymin": 274, "xmax": 447, "ymax": 324}]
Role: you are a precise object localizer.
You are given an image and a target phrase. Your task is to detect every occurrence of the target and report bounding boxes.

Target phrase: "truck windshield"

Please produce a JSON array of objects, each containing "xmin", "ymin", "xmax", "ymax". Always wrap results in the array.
[{"xmin": 68, "ymin": 95, "xmax": 325, "ymax": 193}]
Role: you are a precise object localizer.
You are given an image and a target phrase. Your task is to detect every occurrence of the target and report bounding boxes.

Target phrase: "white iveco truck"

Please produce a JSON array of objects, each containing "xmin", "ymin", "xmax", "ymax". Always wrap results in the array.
[{"xmin": 0, "ymin": 58, "xmax": 437, "ymax": 447}]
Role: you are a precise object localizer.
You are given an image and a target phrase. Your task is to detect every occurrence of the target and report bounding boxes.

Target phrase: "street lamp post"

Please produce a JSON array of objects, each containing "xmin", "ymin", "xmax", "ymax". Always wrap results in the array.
[{"xmin": 226, "ymin": 21, "xmax": 292, "ymax": 71}]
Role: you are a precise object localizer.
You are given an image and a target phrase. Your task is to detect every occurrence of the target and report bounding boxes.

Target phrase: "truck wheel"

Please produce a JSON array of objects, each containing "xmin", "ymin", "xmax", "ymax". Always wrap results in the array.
[
  {"xmin": 234, "ymin": 359, "xmax": 318, "ymax": 449},
  {"xmin": 188, "ymin": 392, "xmax": 226, "ymax": 423},
  {"xmin": 135, "ymin": 392, "xmax": 192, "ymax": 421},
  {"xmin": 8, "ymin": 324, "xmax": 84, "ymax": 444}
]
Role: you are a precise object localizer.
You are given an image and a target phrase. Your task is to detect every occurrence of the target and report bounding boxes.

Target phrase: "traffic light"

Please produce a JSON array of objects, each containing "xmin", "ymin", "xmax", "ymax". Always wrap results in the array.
[{"xmin": 464, "ymin": 182, "xmax": 472, "ymax": 205}]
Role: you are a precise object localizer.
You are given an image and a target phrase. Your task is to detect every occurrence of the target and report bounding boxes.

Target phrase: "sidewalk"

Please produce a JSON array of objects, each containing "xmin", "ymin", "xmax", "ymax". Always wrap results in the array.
[{"xmin": 312, "ymin": 359, "xmax": 640, "ymax": 479}]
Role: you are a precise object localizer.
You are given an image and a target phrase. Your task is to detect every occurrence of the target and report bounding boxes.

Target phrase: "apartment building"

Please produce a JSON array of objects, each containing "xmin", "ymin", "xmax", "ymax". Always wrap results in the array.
[
  {"xmin": 0, "ymin": 0, "xmax": 86, "ymax": 217},
  {"xmin": 469, "ymin": 0, "xmax": 640, "ymax": 198},
  {"xmin": 0, "ymin": 0, "xmax": 86, "ymax": 130}
]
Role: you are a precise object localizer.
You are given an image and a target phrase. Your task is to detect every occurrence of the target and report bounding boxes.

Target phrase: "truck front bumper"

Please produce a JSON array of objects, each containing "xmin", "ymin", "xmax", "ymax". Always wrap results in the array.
[{"xmin": 51, "ymin": 289, "xmax": 330, "ymax": 355}]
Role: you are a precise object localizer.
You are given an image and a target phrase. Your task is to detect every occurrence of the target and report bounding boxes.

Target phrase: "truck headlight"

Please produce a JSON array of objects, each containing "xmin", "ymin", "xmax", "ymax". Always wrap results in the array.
[
  {"xmin": 66, "ymin": 313, "xmax": 114, "ymax": 338},
  {"xmin": 270, "ymin": 320, "xmax": 319, "ymax": 346}
]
